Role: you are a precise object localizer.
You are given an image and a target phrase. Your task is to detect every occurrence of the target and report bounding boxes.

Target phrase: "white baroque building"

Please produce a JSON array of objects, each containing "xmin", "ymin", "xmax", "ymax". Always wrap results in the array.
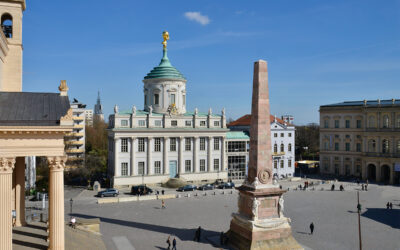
[
  {"xmin": 108, "ymin": 40, "xmax": 228, "ymax": 187},
  {"xmin": 227, "ymin": 114, "xmax": 296, "ymax": 179}
]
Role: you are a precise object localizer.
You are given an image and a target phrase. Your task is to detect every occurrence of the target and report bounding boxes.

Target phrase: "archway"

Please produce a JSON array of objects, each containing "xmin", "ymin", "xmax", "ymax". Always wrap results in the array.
[
  {"xmin": 367, "ymin": 164, "xmax": 376, "ymax": 181},
  {"xmin": 1, "ymin": 13, "xmax": 12, "ymax": 38},
  {"xmin": 381, "ymin": 165, "xmax": 390, "ymax": 183}
]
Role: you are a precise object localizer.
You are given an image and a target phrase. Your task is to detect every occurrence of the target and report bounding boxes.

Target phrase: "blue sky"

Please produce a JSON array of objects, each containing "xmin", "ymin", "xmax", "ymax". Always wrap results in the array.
[{"xmin": 22, "ymin": 0, "xmax": 400, "ymax": 125}]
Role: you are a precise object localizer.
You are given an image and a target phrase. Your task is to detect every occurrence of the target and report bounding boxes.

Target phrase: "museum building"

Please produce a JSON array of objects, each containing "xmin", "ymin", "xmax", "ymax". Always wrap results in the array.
[{"xmin": 108, "ymin": 33, "xmax": 228, "ymax": 187}]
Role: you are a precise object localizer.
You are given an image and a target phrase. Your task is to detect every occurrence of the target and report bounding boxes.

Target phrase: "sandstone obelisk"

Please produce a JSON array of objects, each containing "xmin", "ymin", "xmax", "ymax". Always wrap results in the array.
[{"xmin": 228, "ymin": 60, "xmax": 302, "ymax": 250}]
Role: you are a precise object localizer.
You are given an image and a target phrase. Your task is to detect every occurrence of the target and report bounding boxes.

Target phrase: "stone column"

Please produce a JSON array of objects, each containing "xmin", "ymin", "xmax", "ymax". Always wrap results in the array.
[
  {"xmin": 147, "ymin": 137, "xmax": 153, "ymax": 175},
  {"xmin": 221, "ymin": 137, "xmax": 226, "ymax": 173},
  {"xmin": 377, "ymin": 136, "xmax": 381, "ymax": 153},
  {"xmin": 376, "ymin": 161, "xmax": 381, "ymax": 182},
  {"xmin": 163, "ymin": 137, "xmax": 169, "ymax": 175},
  {"xmin": 0, "ymin": 158, "xmax": 15, "ymax": 250},
  {"xmin": 178, "ymin": 137, "xmax": 184, "ymax": 174},
  {"xmin": 15, "ymin": 157, "xmax": 26, "ymax": 227},
  {"xmin": 193, "ymin": 136, "xmax": 199, "ymax": 172},
  {"xmin": 114, "ymin": 138, "xmax": 119, "ymax": 176},
  {"xmin": 47, "ymin": 156, "xmax": 66, "ymax": 250},
  {"xmin": 130, "ymin": 137, "xmax": 136, "ymax": 176},
  {"xmin": 390, "ymin": 163, "xmax": 395, "ymax": 185},
  {"xmin": 377, "ymin": 112, "xmax": 381, "ymax": 131},
  {"xmin": 207, "ymin": 136, "xmax": 212, "ymax": 172},
  {"xmin": 391, "ymin": 112, "xmax": 395, "ymax": 130},
  {"xmin": 362, "ymin": 160, "xmax": 367, "ymax": 180}
]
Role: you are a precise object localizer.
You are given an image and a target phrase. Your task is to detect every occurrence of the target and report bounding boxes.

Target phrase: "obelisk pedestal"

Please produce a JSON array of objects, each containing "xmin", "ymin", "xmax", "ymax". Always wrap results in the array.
[{"xmin": 228, "ymin": 60, "xmax": 302, "ymax": 250}]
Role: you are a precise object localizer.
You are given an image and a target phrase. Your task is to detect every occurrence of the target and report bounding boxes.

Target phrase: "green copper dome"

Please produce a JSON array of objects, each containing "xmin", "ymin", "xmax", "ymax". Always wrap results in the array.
[{"xmin": 144, "ymin": 49, "xmax": 186, "ymax": 80}]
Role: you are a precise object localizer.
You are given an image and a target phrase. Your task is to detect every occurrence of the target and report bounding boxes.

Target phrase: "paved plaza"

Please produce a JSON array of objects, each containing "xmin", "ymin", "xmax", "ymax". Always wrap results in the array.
[{"xmin": 64, "ymin": 180, "xmax": 400, "ymax": 250}]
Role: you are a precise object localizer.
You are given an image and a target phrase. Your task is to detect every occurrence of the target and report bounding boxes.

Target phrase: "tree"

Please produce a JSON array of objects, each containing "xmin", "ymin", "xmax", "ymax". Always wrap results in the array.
[{"xmin": 295, "ymin": 123, "xmax": 320, "ymax": 160}]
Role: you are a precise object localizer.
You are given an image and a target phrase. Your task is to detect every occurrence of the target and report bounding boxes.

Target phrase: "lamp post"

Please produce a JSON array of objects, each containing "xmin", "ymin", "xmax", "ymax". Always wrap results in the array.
[
  {"xmin": 357, "ymin": 191, "xmax": 362, "ymax": 250},
  {"xmin": 70, "ymin": 198, "xmax": 73, "ymax": 216}
]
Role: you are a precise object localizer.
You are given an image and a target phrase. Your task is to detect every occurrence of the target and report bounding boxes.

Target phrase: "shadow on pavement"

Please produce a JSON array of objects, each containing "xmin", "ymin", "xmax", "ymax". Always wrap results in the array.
[
  {"xmin": 12, "ymin": 239, "xmax": 47, "ymax": 250},
  {"xmin": 362, "ymin": 208, "xmax": 400, "ymax": 229},
  {"xmin": 71, "ymin": 213, "xmax": 223, "ymax": 248},
  {"xmin": 296, "ymin": 231, "xmax": 310, "ymax": 235}
]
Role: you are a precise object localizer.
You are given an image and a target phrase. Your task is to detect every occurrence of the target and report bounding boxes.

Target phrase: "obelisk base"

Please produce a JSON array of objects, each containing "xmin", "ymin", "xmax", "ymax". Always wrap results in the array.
[{"xmin": 228, "ymin": 186, "xmax": 303, "ymax": 250}]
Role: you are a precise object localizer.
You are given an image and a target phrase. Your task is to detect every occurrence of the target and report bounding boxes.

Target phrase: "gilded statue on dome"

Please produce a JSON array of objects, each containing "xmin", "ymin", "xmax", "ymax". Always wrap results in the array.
[{"xmin": 162, "ymin": 31, "xmax": 169, "ymax": 49}]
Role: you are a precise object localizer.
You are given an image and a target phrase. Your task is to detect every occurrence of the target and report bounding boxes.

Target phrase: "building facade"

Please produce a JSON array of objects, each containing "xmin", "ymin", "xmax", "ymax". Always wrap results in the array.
[
  {"xmin": 227, "ymin": 114, "xmax": 296, "ymax": 179},
  {"xmin": 319, "ymin": 99, "xmax": 400, "ymax": 184},
  {"xmin": 85, "ymin": 109, "xmax": 93, "ymax": 126},
  {"xmin": 65, "ymin": 99, "xmax": 86, "ymax": 159},
  {"xmin": 108, "ymin": 33, "xmax": 228, "ymax": 187}
]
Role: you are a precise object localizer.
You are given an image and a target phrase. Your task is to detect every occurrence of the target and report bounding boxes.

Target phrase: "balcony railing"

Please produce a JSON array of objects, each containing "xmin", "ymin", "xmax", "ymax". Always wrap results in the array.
[
  {"xmin": 73, "ymin": 124, "xmax": 84, "ymax": 129},
  {"xmin": 73, "ymin": 116, "xmax": 84, "ymax": 121}
]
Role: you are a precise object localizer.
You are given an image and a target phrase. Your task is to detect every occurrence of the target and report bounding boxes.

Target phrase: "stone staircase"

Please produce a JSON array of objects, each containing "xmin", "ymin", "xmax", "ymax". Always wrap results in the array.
[{"xmin": 13, "ymin": 222, "xmax": 48, "ymax": 250}]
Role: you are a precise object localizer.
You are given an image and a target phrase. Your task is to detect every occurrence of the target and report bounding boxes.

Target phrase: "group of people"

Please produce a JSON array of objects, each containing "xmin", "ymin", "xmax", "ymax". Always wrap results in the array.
[
  {"xmin": 386, "ymin": 202, "xmax": 394, "ymax": 209},
  {"xmin": 166, "ymin": 236, "xmax": 177, "ymax": 250},
  {"xmin": 358, "ymin": 179, "xmax": 369, "ymax": 191}
]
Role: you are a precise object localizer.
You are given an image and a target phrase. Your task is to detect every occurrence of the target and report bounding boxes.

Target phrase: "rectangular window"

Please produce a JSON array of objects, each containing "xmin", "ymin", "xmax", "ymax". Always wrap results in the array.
[
  {"xmin": 227, "ymin": 141, "xmax": 246, "ymax": 152},
  {"xmin": 288, "ymin": 133, "xmax": 292, "ymax": 137},
  {"xmin": 154, "ymin": 94, "xmax": 159, "ymax": 105},
  {"xmin": 274, "ymin": 160, "xmax": 277, "ymax": 169},
  {"xmin": 170, "ymin": 138, "xmax": 176, "ymax": 151},
  {"xmin": 185, "ymin": 160, "xmax": 191, "ymax": 172},
  {"xmin": 280, "ymin": 133, "xmax": 284, "ymax": 137},
  {"xmin": 335, "ymin": 120, "xmax": 339, "ymax": 128},
  {"xmin": 345, "ymin": 143, "xmax": 350, "ymax": 151},
  {"xmin": 138, "ymin": 162, "xmax": 145, "ymax": 175},
  {"xmin": 154, "ymin": 138, "xmax": 161, "ymax": 152},
  {"xmin": 356, "ymin": 120, "xmax": 361, "ymax": 128},
  {"xmin": 214, "ymin": 121, "xmax": 220, "ymax": 126},
  {"xmin": 138, "ymin": 138, "xmax": 145, "ymax": 152},
  {"xmin": 185, "ymin": 138, "xmax": 191, "ymax": 151},
  {"xmin": 280, "ymin": 160, "xmax": 284, "ymax": 168},
  {"xmin": 154, "ymin": 161, "xmax": 161, "ymax": 174},
  {"xmin": 324, "ymin": 120, "xmax": 329, "ymax": 128},
  {"xmin": 288, "ymin": 159, "xmax": 292, "ymax": 167},
  {"xmin": 185, "ymin": 120, "xmax": 192, "ymax": 126},
  {"xmin": 121, "ymin": 162, "xmax": 128, "ymax": 176},
  {"xmin": 356, "ymin": 165, "xmax": 361, "ymax": 173},
  {"xmin": 334, "ymin": 143, "xmax": 339, "ymax": 151},
  {"xmin": 200, "ymin": 159, "xmax": 206, "ymax": 172},
  {"xmin": 200, "ymin": 137, "xmax": 206, "ymax": 151},
  {"xmin": 200, "ymin": 120, "xmax": 206, "ymax": 126},
  {"xmin": 324, "ymin": 141, "xmax": 329, "ymax": 150},
  {"xmin": 138, "ymin": 120, "xmax": 146, "ymax": 127},
  {"xmin": 154, "ymin": 120, "xmax": 162, "ymax": 127},
  {"xmin": 121, "ymin": 138, "xmax": 128, "ymax": 152},
  {"xmin": 345, "ymin": 135, "xmax": 350, "ymax": 138},
  {"xmin": 274, "ymin": 133, "xmax": 278, "ymax": 137},
  {"xmin": 214, "ymin": 159, "xmax": 219, "ymax": 171},
  {"xmin": 171, "ymin": 120, "xmax": 177, "ymax": 126},
  {"xmin": 345, "ymin": 120, "xmax": 350, "ymax": 128},
  {"xmin": 121, "ymin": 120, "xmax": 128, "ymax": 127},
  {"xmin": 356, "ymin": 143, "xmax": 361, "ymax": 152},
  {"xmin": 170, "ymin": 94, "xmax": 176, "ymax": 104},
  {"xmin": 213, "ymin": 138, "xmax": 220, "ymax": 150}
]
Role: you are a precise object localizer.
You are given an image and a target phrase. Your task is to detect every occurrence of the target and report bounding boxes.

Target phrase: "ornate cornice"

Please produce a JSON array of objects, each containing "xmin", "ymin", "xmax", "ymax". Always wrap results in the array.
[
  {"xmin": 47, "ymin": 156, "xmax": 66, "ymax": 171},
  {"xmin": 0, "ymin": 157, "xmax": 15, "ymax": 173}
]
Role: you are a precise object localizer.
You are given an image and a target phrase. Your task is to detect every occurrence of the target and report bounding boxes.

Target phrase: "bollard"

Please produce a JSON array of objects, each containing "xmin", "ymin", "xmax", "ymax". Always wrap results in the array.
[
  {"xmin": 230, "ymin": 190, "xmax": 233, "ymax": 194},
  {"xmin": 213, "ymin": 192, "xmax": 216, "ymax": 195},
  {"xmin": 222, "ymin": 191, "xmax": 224, "ymax": 194},
  {"xmin": 204, "ymin": 192, "xmax": 207, "ymax": 196}
]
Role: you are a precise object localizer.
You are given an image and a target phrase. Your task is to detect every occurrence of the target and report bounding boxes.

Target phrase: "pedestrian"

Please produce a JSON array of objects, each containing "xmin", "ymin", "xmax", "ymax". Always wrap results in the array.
[
  {"xmin": 194, "ymin": 226, "xmax": 201, "ymax": 242},
  {"xmin": 309, "ymin": 222, "xmax": 314, "ymax": 235},
  {"xmin": 387, "ymin": 202, "xmax": 390, "ymax": 209},
  {"xmin": 70, "ymin": 217, "xmax": 76, "ymax": 229},
  {"xmin": 166, "ymin": 236, "xmax": 171, "ymax": 249},
  {"xmin": 340, "ymin": 185, "xmax": 344, "ymax": 191},
  {"xmin": 331, "ymin": 184, "xmax": 335, "ymax": 191},
  {"xmin": 390, "ymin": 202, "xmax": 393, "ymax": 209},
  {"xmin": 197, "ymin": 226, "xmax": 201, "ymax": 242},
  {"xmin": 156, "ymin": 190, "xmax": 160, "ymax": 195},
  {"xmin": 172, "ymin": 237, "xmax": 177, "ymax": 250},
  {"xmin": 162, "ymin": 189, "xmax": 165, "ymax": 195},
  {"xmin": 361, "ymin": 184, "xmax": 364, "ymax": 191},
  {"xmin": 162, "ymin": 199, "xmax": 166, "ymax": 209},
  {"xmin": 365, "ymin": 184, "xmax": 368, "ymax": 191}
]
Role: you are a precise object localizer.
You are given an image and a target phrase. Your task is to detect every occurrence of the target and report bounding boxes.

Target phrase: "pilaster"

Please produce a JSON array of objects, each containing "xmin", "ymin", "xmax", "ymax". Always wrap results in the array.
[
  {"xmin": 0, "ymin": 157, "xmax": 15, "ymax": 250},
  {"xmin": 148, "ymin": 137, "xmax": 153, "ymax": 175},
  {"xmin": 193, "ymin": 136, "xmax": 199, "ymax": 172},
  {"xmin": 178, "ymin": 137, "xmax": 184, "ymax": 174},
  {"xmin": 164, "ymin": 137, "xmax": 169, "ymax": 174},
  {"xmin": 221, "ymin": 137, "xmax": 226, "ymax": 173},
  {"xmin": 130, "ymin": 137, "xmax": 136, "ymax": 176},
  {"xmin": 207, "ymin": 136, "xmax": 212, "ymax": 172},
  {"xmin": 114, "ymin": 138, "xmax": 119, "ymax": 176}
]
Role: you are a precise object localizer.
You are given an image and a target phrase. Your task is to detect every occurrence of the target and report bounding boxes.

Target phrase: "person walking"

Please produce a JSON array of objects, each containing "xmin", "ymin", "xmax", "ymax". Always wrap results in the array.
[
  {"xmin": 172, "ymin": 237, "xmax": 177, "ymax": 250},
  {"xmin": 309, "ymin": 222, "xmax": 314, "ymax": 235},
  {"xmin": 162, "ymin": 199, "xmax": 166, "ymax": 209},
  {"xmin": 389, "ymin": 202, "xmax": 393, "ymax": 209},
  {"xmin": 166, "ymin": 236, "xmax": 171, "ymax": 250},
  {"xmin": 387, "ymin": 202, "xmax": 390, "ymax": 209}
]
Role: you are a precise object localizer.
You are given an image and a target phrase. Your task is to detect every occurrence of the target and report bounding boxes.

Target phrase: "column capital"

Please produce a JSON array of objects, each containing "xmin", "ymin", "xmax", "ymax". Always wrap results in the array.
[
  {"xmin": 131, "ymin": 136, "xmax": 136, "ymax": 140},
  {"xmin": 0, "ymin": 157, "xmax": 15, "ymax": 173},
  {"xmin": 148, "ymin": 136, "xmax": 153, "ymax": 140},
  {"xmin": 47, "ymin": 156, "xmax": 66, "ymax": 171}
]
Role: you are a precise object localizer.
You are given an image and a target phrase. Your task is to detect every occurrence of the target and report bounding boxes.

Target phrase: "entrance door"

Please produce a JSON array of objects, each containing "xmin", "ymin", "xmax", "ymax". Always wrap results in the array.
[{"xmin": 169, "ymin": 161, "xmax": 177, "ymax": 178}]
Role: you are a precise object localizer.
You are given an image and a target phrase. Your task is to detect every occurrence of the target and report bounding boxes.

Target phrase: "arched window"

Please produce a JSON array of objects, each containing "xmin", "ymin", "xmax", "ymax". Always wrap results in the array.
[
  {"xmin": 382, "ymin": 139, "xmax": 389, "ymax": 153},
  {"xmin": 368, "ymin": 139, "xmax": 376, "ymax": 152},
  {"xmin": 1, "ymin": 13, "xmax": 12, "ymax": 38},
  {"xmin": 280, "ymin": 143, "xmax": 284, "ymax": 152},
  {"xmin": 288, "ymin": 143, "xmax": 292, "ymax": 152},
  {"xmin": 383, "ymin": 115, "xmax": 389, "ymax": 128},
  {"xmin": 154, "ymin": 94, "xmax": 159, "ymax": 105},
  {"xmin": 368, "ymin": 116, "xmax": 375, "ymax": 128},
  {"xmin": 274, "ymin": 144, "xmax": 277, "ymax": 153}
]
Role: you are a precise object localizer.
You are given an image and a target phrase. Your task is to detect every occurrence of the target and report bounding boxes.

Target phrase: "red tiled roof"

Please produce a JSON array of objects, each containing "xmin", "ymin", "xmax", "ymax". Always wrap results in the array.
[{"xmin": 227, "ymin": 114, "xmax": 293, "ymax": 127}]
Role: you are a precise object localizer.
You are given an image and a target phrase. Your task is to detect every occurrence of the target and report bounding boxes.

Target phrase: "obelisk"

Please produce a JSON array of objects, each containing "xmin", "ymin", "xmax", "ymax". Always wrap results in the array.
[{"xmin": 228, "ymin": 60, "xmax": 302, "ymax": 250}]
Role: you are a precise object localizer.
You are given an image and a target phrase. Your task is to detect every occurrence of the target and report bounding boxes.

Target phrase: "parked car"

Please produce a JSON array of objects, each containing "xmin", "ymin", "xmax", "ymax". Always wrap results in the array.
[
  {"xmin": 131, "ymin": 185, "xmax": 153, "ymax": 195},
  {"xmin": 218, "ymin": 182, "xmax": 235, "ymax": 189},
  {"xmin": 97, "ymin": 188, "xmax": 119, "ymax": 197},
  {"xmin": 198, "ymin": 184, "xmax": 214, "ymax": 190},
  {"xmin": 177, "ymin": 184, "xmax": 197, "ymax": 192}
]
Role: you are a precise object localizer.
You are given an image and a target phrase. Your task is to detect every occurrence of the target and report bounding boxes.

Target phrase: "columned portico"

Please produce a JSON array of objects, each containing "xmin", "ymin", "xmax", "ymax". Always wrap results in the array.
[
  {"xmin": 0, "ymin": 157, "xmax": 15, "ymax": 250},
  {"xmin": 48, "ymin": 156, "xmax": 66, "ymax": 250}
]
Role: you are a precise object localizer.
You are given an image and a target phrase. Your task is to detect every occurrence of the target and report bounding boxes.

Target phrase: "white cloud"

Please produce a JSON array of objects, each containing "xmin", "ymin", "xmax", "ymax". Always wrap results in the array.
[{"xmin": 184, "ymin": 12, "xmax": 210, "ymax": 26}]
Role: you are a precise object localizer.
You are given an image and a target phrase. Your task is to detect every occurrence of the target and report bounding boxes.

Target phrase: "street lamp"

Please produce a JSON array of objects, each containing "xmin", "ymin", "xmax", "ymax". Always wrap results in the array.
[
  {"xmin": 357, "ymin": 191, "xmax": 362, "ymax": 250},
  {"xmin": 70, "ymin": 198, "xmax": 73, "ymax": 215}
]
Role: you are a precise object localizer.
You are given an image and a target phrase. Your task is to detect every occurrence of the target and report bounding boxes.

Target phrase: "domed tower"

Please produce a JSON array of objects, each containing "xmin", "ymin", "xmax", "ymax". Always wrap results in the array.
[{"xmin": 143, "ymin": 31, "xmax": 187, "ymax": 115}]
